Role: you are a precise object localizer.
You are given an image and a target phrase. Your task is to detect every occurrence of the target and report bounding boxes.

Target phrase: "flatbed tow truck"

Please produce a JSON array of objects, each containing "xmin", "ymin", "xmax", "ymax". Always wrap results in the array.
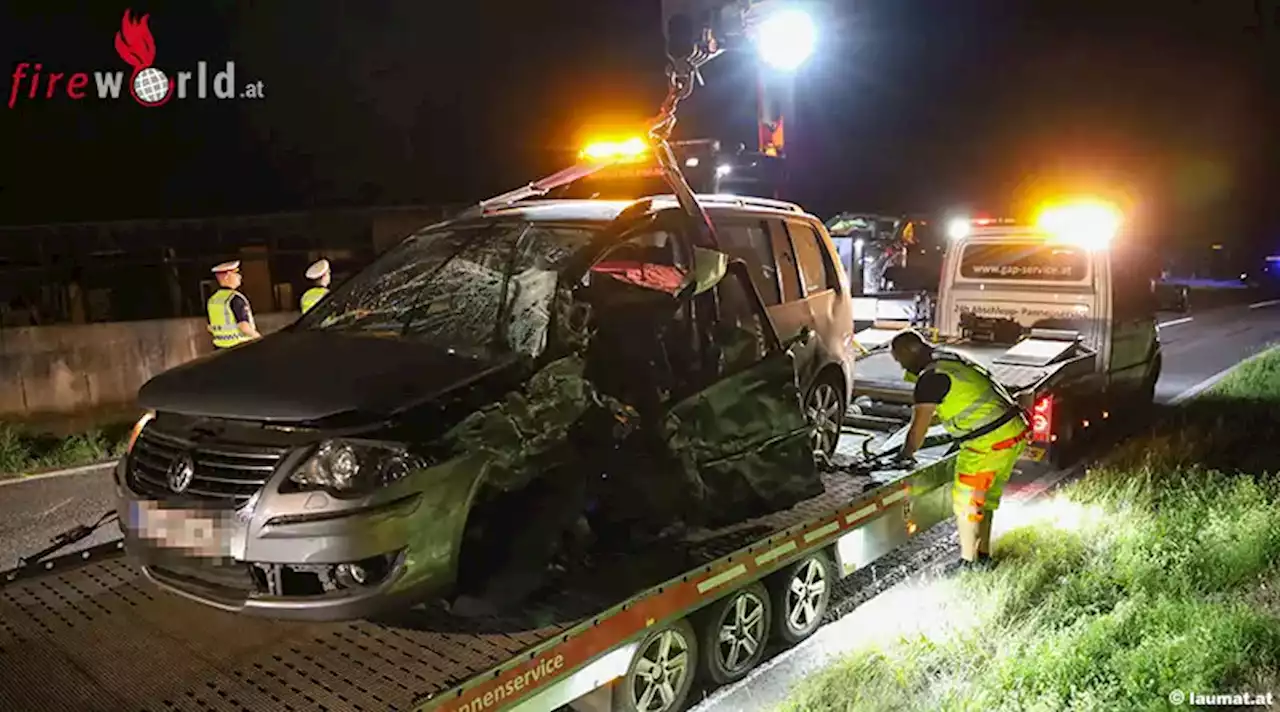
[
  {"xmin": 0, "ymin": 11, "xmax": 970, "ymax": 712},
  {"xmin": 844, "ymin": 208, "xmax": 1164, "ymax": 468},
  {"xmin": 0, "ymin": 429, "xmax": 956, "ymax": 712}
]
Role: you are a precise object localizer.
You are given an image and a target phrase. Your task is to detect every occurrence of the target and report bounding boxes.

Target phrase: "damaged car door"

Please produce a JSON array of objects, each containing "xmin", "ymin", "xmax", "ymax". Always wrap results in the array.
[{"xmin": 663, "ymin": 259, "xmax": 823, "ymax": 528}]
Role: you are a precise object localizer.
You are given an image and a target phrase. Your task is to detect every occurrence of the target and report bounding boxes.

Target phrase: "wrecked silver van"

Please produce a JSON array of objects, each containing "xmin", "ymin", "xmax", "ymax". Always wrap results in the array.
[{"xmin": 115, "ymin": 196, "xmax": 826, "ymax": 620}]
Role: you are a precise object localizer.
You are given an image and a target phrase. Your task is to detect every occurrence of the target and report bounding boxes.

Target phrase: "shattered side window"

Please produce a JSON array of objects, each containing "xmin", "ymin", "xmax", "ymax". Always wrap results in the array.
[{"xmin": 502, "ymin": 226, "xmax": 596, "ymax": 358}]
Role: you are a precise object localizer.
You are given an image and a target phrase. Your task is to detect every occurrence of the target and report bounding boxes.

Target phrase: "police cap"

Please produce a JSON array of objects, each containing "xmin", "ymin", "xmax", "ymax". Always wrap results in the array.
[{"xmin": 305, "ymin": 259, "xmax": 331, "ymax": 280}]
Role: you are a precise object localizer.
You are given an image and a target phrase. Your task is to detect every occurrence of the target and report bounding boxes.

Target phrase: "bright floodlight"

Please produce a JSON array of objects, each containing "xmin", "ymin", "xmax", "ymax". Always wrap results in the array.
[
  {"xmin": 947, "ymin": 218, "xmax": 971, "ymax": 241},
  {"xmin": 754, "ymin": 9, "xmax": 816, "ymax": 71},
  {"xmin": 716, "ymin": 164, "xmax": 732, "ymax": 177}
]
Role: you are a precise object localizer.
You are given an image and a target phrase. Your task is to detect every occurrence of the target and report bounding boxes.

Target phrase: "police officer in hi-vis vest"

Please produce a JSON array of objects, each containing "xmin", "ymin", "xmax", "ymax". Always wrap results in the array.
[
  {"xmin": 207, "ymin": 261, "xmax": 261, "ymax": 348},
  {"xmin": 890, "ymin": 329, "xmax": 1031, "ymax": 571},
  {"xmin": 300, "ymin": 258, "xmax": 331, "ymax": 314}
]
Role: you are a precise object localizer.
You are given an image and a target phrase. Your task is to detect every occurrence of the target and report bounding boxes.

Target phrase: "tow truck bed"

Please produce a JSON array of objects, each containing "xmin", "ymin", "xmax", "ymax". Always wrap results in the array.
[
  {"xmin": 0, "ymin": 432, "xmax": 956, "ymax": 712},
  {"xmin": 852, "ymin": 342, "xmax": 1098, "ymax": 405}
]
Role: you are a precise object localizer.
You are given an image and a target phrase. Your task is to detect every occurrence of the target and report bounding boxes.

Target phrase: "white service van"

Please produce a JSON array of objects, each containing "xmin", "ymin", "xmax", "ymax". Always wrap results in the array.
[{"xmin": 849, "ymin": 206, "xmax": 1163, "ymax": 467}]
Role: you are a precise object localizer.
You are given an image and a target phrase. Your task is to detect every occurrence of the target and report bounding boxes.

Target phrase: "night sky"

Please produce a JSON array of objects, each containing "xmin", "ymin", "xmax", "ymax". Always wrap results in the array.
[{"xmin": 2, "ymin": 1, "xmax": 1278, "ymax": 257}]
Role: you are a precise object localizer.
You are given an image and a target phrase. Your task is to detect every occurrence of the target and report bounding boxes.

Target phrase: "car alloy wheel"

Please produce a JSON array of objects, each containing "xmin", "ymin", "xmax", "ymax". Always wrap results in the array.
[
  {"xmin": 768, "ymin": 553, "xmax": 835, "ymax": 645},
  {"xmin": 621, "ymin": 621, "xmax": 696, "ymax": 712},
  {"xmin": 716, "ymin": 590, "xmax": 767, "ymax": 675},
  {"xmin": 784, "ymin": 557, "xmax": 828, "ymax": 637},
  {"xmin": 806, "ymin": 380, "xmax": 843, "ymax": 456},
  {"xmin": 695, "ymin": 581, "xmax": 773, "ymax": 685}
]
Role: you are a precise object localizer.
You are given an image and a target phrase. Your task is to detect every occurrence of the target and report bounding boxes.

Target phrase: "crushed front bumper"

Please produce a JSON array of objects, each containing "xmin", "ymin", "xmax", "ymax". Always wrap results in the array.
[{"xmin": 113, "ymin": 452, "xmax": 478, "ymax": 621}]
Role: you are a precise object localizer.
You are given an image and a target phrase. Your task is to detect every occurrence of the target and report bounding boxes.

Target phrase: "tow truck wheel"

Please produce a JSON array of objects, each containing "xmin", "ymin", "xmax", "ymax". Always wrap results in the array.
[
  {"xmin": 1140, "ymin": 355, "xmax": 1161, "ymax": 407},
  {"xmin": 615, "ymin": 618, "xmax": 698, "ymax": 712},
  {"xmin": 767, "ymin": 552, "xmax": 834, "ymax": 645},
  {"xmin": 1050, "ymin": 409, "xmax": 1077, "ymax": 468},
  {"xmin": 695, "ymin": 581, "xmax": 772, "ymax": 686},
  {"xmin": 806, "ymin": 372, "xmax": 846, "ymax": 457}
]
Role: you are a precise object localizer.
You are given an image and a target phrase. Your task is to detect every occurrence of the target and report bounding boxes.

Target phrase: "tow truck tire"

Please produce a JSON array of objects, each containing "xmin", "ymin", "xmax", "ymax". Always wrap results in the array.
[
  {"xmin": 614, "ymin": 618, "xmax": 698, "ymax": 712},
  {"xmin": 1140, "ymin": 355, "xmax": 1161, "ymax": 407},
  {"xmin": 767, "ymin": 552, "xmax": 834, "ymax": 646},
  {"xmin": 1049, "ymin": 407, "xmax": 1077, "ymax": 469},
  {"xmin": 694, "ymin": 581, "xmax": 772, "ymax": 686},
  {"xmin": 806, "ymin": 370, "xmax": 846, "ymax": 457}
]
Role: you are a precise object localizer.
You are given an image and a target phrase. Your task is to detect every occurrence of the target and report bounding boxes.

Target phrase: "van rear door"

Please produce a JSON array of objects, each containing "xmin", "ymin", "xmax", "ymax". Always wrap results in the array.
[{"xmin": 938, "ymin": 238, "xmax": 1104, "ymax": 352}]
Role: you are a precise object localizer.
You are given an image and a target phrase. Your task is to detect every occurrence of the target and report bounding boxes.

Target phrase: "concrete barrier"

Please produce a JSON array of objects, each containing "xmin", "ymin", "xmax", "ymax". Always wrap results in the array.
[{"xmin": 0, "ymin": 313, "xmax": 298, "ymax": 421}]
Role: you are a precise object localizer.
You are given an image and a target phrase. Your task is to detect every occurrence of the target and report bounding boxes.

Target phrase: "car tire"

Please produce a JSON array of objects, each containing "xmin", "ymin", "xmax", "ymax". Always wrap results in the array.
[
  {"xmin": 767, "ymin": 552, "xmax": 834, "ymax": 646},
  {"xmin": 694, "ymin": 581, "xmax": 772, "ymax": 686},
  {"xmin": 805, "ymin": 370, "xmax": 846, "ymax": 457},
  {"xmin": 613, "ymin": 617, "xmax": 698, "ymax": 712}
]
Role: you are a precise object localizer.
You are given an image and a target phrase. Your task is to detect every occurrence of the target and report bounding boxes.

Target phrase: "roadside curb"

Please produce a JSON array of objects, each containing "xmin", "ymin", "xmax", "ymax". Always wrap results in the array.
[
  {"xmin": 1169, "ymin": 344, "xmax": 1280, "ymax": 404},
  {"xmin": 0, "ymin": 460, "xmax": 116, "ymax": 487}
]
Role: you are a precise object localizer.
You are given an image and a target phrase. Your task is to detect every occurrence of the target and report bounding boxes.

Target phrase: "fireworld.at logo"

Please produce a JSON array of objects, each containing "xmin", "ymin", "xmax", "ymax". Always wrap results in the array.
[{"xmin": 8, "ymin": 9, "xmax": 266, "ymax": 109}]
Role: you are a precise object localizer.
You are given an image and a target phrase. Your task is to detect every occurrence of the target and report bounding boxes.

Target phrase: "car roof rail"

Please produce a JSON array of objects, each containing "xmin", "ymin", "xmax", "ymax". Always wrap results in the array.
[{"xmin": 645, "ymin": 193, "xmax": 806, "ymax": 214}]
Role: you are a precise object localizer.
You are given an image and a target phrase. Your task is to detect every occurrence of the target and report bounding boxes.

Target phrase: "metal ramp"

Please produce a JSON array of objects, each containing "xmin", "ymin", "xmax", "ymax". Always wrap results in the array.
[{"xmin": 0, "ymin": 556, "xmax": 569, "ymax": 712}]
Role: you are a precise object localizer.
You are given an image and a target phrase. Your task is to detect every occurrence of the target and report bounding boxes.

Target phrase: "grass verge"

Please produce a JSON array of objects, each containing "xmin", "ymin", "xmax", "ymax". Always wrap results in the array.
[
  {"xmin": 779, "ymin": 347, "xmax": 1280, "ymax": 712},
  {"xmin": 0, "ymin": 420, "xmax": 130, "ymax": 479}
]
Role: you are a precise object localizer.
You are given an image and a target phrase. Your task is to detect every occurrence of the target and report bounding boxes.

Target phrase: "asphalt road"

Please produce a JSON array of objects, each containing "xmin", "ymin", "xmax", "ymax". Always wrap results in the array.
[
  {"xmin": 0, "ymin": 465, "xmax": 118, "ymax": 571},
  {"xmin": 1152, "ymin": 297, "xmax": 1280, "ymax": 402}
]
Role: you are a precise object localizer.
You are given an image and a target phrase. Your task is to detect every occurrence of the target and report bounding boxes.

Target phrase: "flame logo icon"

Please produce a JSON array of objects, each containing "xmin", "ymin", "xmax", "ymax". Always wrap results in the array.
[{"xmin": 114, "ymin": 9, "xmax": 172, "ymax": 107}]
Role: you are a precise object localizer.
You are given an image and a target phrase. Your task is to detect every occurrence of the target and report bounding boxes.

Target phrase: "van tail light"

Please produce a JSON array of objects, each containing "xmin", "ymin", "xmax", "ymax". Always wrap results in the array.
[{"xmin": 1031, "ymin": 395, "xmax": 1054, "ymax": 442}]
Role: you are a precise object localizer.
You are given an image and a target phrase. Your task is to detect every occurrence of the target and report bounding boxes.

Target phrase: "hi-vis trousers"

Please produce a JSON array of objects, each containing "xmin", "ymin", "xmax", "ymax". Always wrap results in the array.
[{"xmin": 953, "ymin": 426, "xmax": 1030, "ymax": 560}]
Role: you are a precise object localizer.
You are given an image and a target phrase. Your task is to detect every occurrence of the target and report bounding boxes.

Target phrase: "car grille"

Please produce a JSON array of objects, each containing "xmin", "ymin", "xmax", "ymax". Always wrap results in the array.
[{"xmin": 128, "ymin": 426, "xmax": 289, "ymax": 507}]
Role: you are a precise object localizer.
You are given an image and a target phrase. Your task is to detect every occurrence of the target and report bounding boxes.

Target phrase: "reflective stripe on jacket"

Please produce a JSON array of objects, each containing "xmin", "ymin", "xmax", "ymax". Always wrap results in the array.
[
  {"xmin": 300, "ymin": 287, "xmax": 328, "ymax": 314},
  {"xmin": 929, "ymin": 351, "xmax": 1027, "ymax": 448},
  {"xmin": 207, "ymin": 289, "xmax": 252, "ymax": 349}
]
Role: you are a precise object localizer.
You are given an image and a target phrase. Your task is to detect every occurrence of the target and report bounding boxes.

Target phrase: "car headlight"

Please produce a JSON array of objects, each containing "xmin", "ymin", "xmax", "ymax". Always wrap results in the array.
[{"xmin": 289, "ymin": 441, "xmax": 422, "ymax": 493}]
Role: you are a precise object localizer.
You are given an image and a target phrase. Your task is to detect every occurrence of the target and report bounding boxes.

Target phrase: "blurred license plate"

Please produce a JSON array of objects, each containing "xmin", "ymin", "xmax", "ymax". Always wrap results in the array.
[{"xmin": 129, "ymin": 500, "xmax": 228, "ymax": 557}]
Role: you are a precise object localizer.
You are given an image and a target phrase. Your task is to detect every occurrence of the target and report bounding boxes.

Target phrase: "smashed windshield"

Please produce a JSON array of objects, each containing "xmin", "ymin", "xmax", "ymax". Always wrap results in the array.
[{"xmin": 297, "ymin": 222, "xmax": 598, "ymax": 360}]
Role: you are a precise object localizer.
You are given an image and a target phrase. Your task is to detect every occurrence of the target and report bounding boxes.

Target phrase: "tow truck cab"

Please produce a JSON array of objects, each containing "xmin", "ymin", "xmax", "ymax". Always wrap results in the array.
[{"xmin": 852, "ymin": 214, "xmax": 1162, "ymax": 466}]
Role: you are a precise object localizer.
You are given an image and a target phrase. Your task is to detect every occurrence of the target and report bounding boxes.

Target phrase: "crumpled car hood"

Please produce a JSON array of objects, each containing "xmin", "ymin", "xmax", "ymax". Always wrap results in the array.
[{"xmin": 138, "ymin": 330, "xmax": 513, "ymax": 423}]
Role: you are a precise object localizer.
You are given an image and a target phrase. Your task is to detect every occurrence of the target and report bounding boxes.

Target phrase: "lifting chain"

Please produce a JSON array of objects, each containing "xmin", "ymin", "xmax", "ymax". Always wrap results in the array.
[
  {"xmin": 478, "ymin": 15, "xmax": 729, "ymax": 225},
  {"xmin": 650, "ymin": 27, "xmax": 721, "ymax": 144}
]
